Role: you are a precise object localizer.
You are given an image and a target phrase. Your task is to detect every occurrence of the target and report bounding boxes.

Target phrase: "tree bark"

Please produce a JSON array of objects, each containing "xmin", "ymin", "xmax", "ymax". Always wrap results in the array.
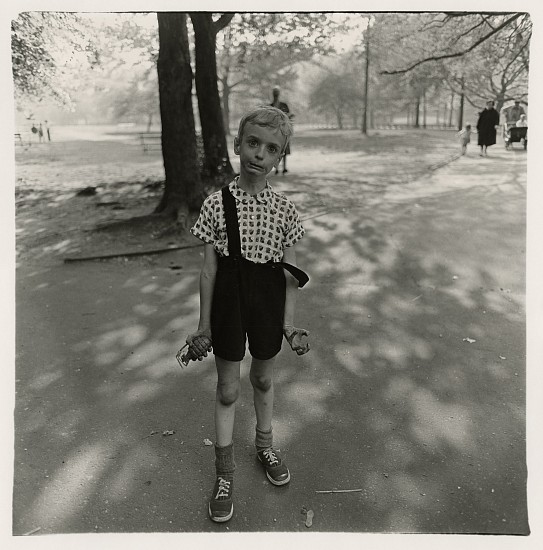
[
  {"xmin": 189, "ymin": 13, "xmax": 234, "ymax": 184},
  {"xmin": 221, "ymin": 74, "xmax": 231, "ymax": 136},
  {"xmin": 155, "ymin": 13, "xmax": 203, "ymax": 222}
]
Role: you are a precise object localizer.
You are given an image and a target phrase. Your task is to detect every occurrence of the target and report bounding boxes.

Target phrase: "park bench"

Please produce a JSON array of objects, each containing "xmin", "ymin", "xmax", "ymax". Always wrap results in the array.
[{"xmin": 139, "ymin": 132, "xmax": 162, "ymax": 153}]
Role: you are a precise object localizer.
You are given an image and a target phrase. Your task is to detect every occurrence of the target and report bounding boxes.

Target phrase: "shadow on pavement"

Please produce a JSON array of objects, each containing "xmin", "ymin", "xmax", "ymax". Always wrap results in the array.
[{"xmin": 14, "ymin": 151, "xmax": 528, "ymax": 535}]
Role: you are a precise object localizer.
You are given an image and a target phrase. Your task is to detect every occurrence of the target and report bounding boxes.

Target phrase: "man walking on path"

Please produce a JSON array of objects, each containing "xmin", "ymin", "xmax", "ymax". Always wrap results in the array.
[{"xmin": 270, "ymin": 86, "xmax": 293, "ymax": 174}]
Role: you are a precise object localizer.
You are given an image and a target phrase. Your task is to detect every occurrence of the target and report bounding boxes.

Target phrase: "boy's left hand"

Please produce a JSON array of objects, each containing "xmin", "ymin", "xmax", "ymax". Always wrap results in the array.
[{"xmin": 283, "ymin": 325, "xmax": 310, "ymax": 355}]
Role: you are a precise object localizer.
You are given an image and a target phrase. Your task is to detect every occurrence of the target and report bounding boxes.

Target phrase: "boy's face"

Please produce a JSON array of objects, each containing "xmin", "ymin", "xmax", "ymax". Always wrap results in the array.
[{"xmin": 234, "ymin": 123, "xmax": 285, "ymax": 179}]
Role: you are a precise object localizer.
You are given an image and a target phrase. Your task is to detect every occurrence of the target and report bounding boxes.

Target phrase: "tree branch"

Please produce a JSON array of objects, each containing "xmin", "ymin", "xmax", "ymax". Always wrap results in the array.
[
  {"xmin": 213, "ymin": 14, "xmax": 235, "ymax": 33},
  {"xmin": 381, "ymin": 13, "xmax": 521, "ymax": 75}
]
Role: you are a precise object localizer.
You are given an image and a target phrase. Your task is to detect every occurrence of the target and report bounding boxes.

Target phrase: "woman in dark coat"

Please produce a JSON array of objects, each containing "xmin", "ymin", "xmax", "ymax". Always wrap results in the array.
[{"xmin": 476, "ymin": 100, "xmax": 500, "ymax": 156}]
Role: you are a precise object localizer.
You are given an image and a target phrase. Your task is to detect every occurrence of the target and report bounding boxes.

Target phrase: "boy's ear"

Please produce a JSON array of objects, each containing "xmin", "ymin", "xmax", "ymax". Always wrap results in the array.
[{"xmin": 233, "ymin": 137, "xmax": 240, "ymax": 155}]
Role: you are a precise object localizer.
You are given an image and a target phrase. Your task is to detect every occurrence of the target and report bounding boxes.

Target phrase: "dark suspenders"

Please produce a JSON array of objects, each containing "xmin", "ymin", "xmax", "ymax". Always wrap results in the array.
[{"xmin": 221, "ymin": 185, "xmax": 309, "ymax": 288}]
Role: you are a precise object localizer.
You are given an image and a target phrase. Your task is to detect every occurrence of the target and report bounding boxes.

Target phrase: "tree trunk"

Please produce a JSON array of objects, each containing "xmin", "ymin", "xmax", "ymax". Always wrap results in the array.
[
  {"xmin": 414, "ymin": 96, "xmax": 421, "ymax": 128},
  {"xmin": 189, "ymin": 13, "xmax": 234, "ymax": 184},
  {"xmin": 155, "ymin": 13, "xmax": 203, "ymax": 222},
  {"xmin": 221, "ymin": 74, "xmax": 231, "ymax": 136},
  {"xmin": 422, "ymin": 90, "xmax": 427, "ymax": 129},
  {"xmin": 457, "ymin": 76, "xmax": 465, "ymax": 131},
  {"xmin": 336, "ymin": 107, "xmax": 343, "ymax": 129},
  {"xmin": 448, "ymin": 91, "xmax": 455, "ymax": 127},
  {"xmin": 361, "ymin": 25, "xmax": 370, "ymax": 135}
]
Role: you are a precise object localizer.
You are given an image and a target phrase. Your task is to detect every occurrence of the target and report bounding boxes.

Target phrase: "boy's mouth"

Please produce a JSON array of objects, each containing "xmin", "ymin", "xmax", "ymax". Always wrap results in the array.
[{"xmin": 248, "ymin": 162, "xmax": 264, "ymax": 171}]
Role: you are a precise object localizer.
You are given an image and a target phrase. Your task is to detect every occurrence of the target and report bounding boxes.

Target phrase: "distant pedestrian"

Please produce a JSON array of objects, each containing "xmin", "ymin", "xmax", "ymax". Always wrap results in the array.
[
  {"xmin": 457, "ymin": 124, "xmax": 472, "ymax": 155},
  {"xmin": 270, "ymin": 86, "xmax": 293, "ymax": 174},
  {"xmin": 476, "ymin": 100, "xmax": 500, "ymax": 157},
  {"xmin": 38, "ymin": 123, "xmax": 44, "ymax": 143},
  {"xmin": 44, "ymin": 120, "xmax": 51, "ymax": 141},
  {"xmin": 183, "ymin": 105, "xmax": 310, "ymax": 523},
  {"xmin": 31, "ymin": 124, "xmax": 38, "ymax": 141}
]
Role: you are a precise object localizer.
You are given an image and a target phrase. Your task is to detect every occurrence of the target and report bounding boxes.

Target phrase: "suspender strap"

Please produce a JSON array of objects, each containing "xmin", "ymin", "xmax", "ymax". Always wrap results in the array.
[
  {"xmin": 221, "ymin": 185, "xmax": 242, "ymax": 258},
  {"xmin": 275, "ymin": 262, "xmax": 309, "ymax": 288},
  {"xmin": 220, "ymin": 184, "xmax": 309, "ymax": 288}
]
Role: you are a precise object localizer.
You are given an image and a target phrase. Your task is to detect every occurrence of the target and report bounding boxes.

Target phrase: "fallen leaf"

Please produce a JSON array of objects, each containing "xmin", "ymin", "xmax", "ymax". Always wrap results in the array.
[
  {"xmin": 305, "ymin": 509, "xmax": 314, "ymax": 528},
  {"xmin": 499, "ymin": 356, "xmax": 506, "ymax": 360},
  {"xmin": 203, "ymin": 438, "xmax": 213, "ymax": 446},
  {"xmin": 463, "ymin": 337, "xmax": 476, "ymax": 343},
  {"xmin": 162, "ymin": 430, "xmax": 175, "ymax": 436}
]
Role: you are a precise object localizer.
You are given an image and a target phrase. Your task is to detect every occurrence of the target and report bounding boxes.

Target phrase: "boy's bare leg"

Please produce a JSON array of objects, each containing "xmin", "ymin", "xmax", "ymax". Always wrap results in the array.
[
  {"xmin": 208, "ymin": 357, "xmax": 239, "ymax": 523},
  {"xmin": 250, "ymin": 355, "xmax": 290, "ymax": 485},
  {"xmin": 249, "ymin": 356, "xmax": 276, "ymax": 432},
  {"xmin": 215, "ymin": 357, "xmax": 241, "ymax": 446}
]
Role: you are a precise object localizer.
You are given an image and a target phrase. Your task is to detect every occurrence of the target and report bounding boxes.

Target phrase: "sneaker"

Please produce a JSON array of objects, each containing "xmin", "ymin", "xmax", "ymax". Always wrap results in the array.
[
  {"xmin": 257, "ymin": 448, "xmax": 290, "ymax": 486},
  {"xmin": 208, "ymin": 476, "xmax": 233, "ymax": 522}
]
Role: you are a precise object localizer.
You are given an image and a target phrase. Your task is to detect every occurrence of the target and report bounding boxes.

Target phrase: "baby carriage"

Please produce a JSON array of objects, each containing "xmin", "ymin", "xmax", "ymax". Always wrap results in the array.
[{"xmin": 503, "ymin": 123, "xmax": 527, "ymax": 150}]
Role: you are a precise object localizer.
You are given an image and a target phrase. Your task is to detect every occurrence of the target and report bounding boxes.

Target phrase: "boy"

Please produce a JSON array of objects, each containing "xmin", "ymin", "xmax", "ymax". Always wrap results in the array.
[
  {"xmin": 457, "ymin": 124, "xmax": 471, "ymax": 155},
  {"xmin": 185, "ymin": 105, "xmax": 310, "ymax": 523}
]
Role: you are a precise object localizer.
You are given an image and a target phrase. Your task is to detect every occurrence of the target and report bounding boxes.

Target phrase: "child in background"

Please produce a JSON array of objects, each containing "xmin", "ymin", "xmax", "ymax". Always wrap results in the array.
[
  {"xmin": 516, "ymin": 114, "xmax": 528, "ymax": 127},
  {"xmin": 458, "ymin": 124, "xmax": 472, "ymax": 155},
  {"xmin": 185, "ymin": 105, "xmax": 310, "ymax": 523}
]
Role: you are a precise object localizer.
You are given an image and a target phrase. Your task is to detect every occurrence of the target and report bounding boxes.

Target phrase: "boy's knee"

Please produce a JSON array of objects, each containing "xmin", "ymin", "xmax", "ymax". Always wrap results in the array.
[
  {"xmin": 217, "ymin": 381, "xmax": 240, "ymax": 406},
  {"xmin": 250, "ymin": 371, "xmax": 273, "ymax": 393}
]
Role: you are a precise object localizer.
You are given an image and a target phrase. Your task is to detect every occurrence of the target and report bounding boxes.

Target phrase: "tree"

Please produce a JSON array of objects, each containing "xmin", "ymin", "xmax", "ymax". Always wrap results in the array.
[
  {"xmin": 378, "ymin": 13, "xmax": 531, "ymax": 113},
  {"xmin": 309, "ymin": 57, "xmax": 363, "ymax": 129},
  {"xmin": 110, "ymin": 77, "xmax": 160, "ymax": 130},
  {"xmin": 361, "ymin": 21, "xmax": 371, "ymax": 134},
  {"xmin": 155, "ymin": 12, "xmax": 203, "ymax": 222},
  {"xmin": 189, "ymin": 13, "xmax": 235, "ymax": 184},
  {"xmin": 216, "ymin": 13, "xmax": 341, "ymax": 131},
  {"xmin": 11, "ymin": 11, "xmax": 98, "ymax": 107}
]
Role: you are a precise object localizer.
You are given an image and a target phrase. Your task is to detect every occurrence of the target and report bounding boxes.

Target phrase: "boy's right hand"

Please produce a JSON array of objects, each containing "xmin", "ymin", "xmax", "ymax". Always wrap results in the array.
[{"xmin": 186, "ymin": 329, "xmax": 213, "ymax": 361}]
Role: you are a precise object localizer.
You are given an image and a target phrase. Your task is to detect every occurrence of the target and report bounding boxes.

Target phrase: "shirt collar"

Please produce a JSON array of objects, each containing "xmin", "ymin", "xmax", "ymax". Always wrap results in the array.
[{"xmin": 230, "ymin": 178, "xmax": 274, "ymax": 205}]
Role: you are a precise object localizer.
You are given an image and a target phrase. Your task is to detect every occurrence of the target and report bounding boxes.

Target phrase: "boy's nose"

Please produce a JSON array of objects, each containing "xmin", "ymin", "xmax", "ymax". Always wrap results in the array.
[{"xmin": 255, "ymin": 147, "xmax": 264, "ymax": 159}]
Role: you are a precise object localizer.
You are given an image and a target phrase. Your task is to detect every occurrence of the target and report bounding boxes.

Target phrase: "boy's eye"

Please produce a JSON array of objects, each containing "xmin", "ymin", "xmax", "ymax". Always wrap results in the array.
[
  {"xmin": 268, "ymin": 146, "xmax": 278, "ymax": 153},
  {"xmin": 248, "ymin": 139, "xmax": 258, "ymax": 147}
]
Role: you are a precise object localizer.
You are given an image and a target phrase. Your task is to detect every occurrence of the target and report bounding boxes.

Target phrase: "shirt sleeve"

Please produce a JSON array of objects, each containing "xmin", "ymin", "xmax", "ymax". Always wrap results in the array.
[
  {"xmin": 190, "ymin": 195, "xmax": 219, "ymax": 246},
  {"xmin": 283, "ymin": 201, "xmax": 305, "ymax": 248}
]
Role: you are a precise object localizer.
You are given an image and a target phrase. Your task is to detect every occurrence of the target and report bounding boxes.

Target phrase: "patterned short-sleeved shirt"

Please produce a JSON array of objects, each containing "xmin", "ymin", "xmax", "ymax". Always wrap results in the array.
[{"xmin": 191, "ymin": 179, "xmax": 305, "ymax": 263}]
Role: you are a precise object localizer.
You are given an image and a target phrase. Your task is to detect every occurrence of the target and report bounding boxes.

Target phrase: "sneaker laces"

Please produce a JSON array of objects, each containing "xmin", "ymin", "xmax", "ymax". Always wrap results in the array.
[
  {"xmin": 215, "ymin": 477, "xmax": 231, "ymax": 499},
  {"xmin": 263, "ymin": 448, "xmax": 279, "ymax": 466}
]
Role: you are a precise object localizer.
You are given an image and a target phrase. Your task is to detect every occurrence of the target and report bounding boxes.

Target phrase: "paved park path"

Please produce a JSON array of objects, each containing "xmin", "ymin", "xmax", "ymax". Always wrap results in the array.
[{"xmin": 13, "ymin": 141, "xmax": 529, "ymax": 537}]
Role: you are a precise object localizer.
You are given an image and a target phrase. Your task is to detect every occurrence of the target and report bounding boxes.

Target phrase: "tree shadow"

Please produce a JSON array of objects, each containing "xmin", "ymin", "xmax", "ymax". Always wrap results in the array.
[{"xmin": 14, "ymin": 154, "xmax": 528, "ymax": 534}]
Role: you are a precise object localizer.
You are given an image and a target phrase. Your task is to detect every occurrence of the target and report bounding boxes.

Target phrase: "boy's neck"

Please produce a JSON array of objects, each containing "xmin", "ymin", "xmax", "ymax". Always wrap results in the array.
[{"xmin": 237, "ymin": 174, "xmax": 267, "ymax": 195}]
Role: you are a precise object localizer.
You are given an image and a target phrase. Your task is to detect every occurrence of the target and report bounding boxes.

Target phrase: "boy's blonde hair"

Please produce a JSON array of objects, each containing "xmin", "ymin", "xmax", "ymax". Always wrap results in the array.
[{"xmin": 237, "ymin": 105, "xmax": 293, "ymax": 154}]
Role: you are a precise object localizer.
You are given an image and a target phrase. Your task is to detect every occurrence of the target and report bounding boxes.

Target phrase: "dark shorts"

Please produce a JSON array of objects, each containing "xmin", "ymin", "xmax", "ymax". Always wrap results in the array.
[{"xmin": 211, "ymin": 256, "xmax": 286, "ymax": 362}]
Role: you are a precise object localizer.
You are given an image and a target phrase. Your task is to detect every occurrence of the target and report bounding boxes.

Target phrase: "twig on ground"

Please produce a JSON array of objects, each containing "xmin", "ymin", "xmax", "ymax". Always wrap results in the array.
[
  {"xmin": 22, "ymin": 527, "xmax": 42, "ymax": 536},
  {"xmin": 315, "ymin": 488, "xmax": 364, "ymax": 494},
  {"xmin": 64, "ymin": 243, "xmax": 203, "ymax": 263}
]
